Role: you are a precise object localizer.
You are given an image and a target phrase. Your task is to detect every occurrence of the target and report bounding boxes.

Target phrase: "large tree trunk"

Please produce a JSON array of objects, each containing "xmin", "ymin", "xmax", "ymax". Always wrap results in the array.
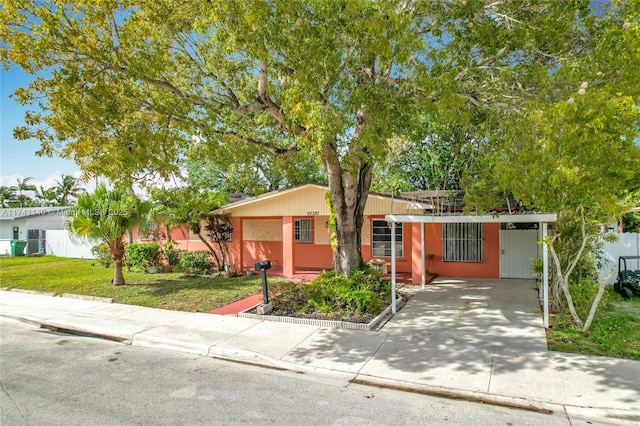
[
  {"xmin": 113, "ymin": 259, "xmax": 126, "ymax": 286},
  {"xmin": 111, "ymin": 238, "xmax": 126, "ymax": 286},
  {"xmin": 323, "ymin": 140, "xmax": 373, "ymax": 276}
]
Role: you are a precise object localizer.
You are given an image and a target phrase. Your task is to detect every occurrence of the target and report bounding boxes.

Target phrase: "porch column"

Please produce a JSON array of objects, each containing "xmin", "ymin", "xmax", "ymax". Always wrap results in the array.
[
  {"xmin": 542, "ymin": 222, "xmax": 549, "ymax": 329},
  {"xmin": 235, "ymin": 218, "xmax": 243, "ymax": 272},
  {"xmin": 283, "ymin": 216, "xmax": 294, "ymax": 277},
  {"xmin": 411, "ymin": 223, "xmax": 423, "ymax": 285},
  {"xmin": 391, "ymin": 222, "xmax": 397, "ymax": 314},
  {"xmin": 421, "ymin": 223, "xmax": 426, "ymax": 289}
]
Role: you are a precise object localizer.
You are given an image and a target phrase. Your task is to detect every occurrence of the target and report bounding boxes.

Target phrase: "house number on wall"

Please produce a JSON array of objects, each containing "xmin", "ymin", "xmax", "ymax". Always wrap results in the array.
[{"xmin": 307, "ymin": 211, "xmax": 319, "ymax": 216}]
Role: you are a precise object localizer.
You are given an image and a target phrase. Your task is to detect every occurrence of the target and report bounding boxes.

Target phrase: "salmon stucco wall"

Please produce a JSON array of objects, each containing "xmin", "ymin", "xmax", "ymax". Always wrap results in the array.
[
  {"xmin": 241, "ymin": 218, "xmax": 284, "ymax": 271},
  {"xmin": 158, "ymin": 218, "xmax": 243, "ymax": 271},
  {"xmin": 294, "ymin": 241, "xmax": 333, "ymax": 269},
  {"xmin": 243, "ymin": 241, "xmax": 284, "ymax": 270},
  {"xmin": 423, "ymin": 223, "xmax": 500, "ymax": 278},
  {"xmin": 288, "ymin": 216, "xmax": 333, "ymax": 271}
]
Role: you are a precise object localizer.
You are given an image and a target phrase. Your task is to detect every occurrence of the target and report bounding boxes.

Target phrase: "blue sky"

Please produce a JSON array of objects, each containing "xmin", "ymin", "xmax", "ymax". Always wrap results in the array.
[{"xmin": 1, "ymin": 66, "xmax": 81, "ymax": 190}]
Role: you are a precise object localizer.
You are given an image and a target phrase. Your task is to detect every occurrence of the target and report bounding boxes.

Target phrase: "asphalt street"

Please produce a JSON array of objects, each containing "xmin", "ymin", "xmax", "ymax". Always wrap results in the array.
[{"xmin": 1, "ymin": 319, "xmax": 578, "ymax": 426}]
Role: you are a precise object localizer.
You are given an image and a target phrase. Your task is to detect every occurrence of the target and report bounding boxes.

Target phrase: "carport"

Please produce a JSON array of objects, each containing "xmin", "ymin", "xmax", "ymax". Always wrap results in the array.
[{"xmin": 385, "ymin": 213, "xmax": 557, "ymax": 328}]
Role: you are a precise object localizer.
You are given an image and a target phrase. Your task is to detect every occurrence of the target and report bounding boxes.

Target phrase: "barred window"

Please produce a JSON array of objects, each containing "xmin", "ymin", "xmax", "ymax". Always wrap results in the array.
[
  {"xmin": 295, "ymin": 218, "xmax": 313, "ymax": 243},
  {"xmin": 443, "ymin": 223, "xmax": 483, "ymax": 262},
  {"xmin": 372, "ymin": 220, "xmax": 403, "ymax": 258}
]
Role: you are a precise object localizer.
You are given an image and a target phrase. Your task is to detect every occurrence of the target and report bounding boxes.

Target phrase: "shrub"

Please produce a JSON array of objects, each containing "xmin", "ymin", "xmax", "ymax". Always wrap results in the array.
[
  {"xmin": 275, "ymin": 267, "xmax": 392, "ymax": 317},
  {"xmin": 91, "ymin": 243, "xmax": 112, "ymax": 268},
  {"xmin": 163, "ymin": 247, "xmax": 183, "ymax": 268},
  {"xmin": 569, "ymin": 277, "xmax": 612, "ymax": 317},
  {"xmin": 178, "ymin": 250, "xmax": 215, "ymax": 275},
  {"xmin": 126, "ymin": 242, "xmax": 161, "ymax": 270}
]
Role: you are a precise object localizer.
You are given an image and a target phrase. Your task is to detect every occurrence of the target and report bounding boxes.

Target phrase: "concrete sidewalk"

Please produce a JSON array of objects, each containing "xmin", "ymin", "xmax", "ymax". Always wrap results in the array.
[{"xmin": 1, "ymin": 288, "xmax": 639, "ymax": 423}]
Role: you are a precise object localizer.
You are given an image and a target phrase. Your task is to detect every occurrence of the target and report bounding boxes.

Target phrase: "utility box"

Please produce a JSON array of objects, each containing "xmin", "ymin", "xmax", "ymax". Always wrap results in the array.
[{"xmin": 10, "ymin": 240, "xmax": 27, "ymax": 257}]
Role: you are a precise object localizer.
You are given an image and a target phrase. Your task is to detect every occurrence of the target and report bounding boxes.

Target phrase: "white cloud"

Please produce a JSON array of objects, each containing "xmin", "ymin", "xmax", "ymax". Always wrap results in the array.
[
  {"xmin": 0, "ymin": 173, "xmax": 22, "ymax": 188},
  {"xmin": 0, "ymin": 170, "xmax": 104, "ymax": 194},
  {"xmin": 1, "ymin": 171, "xmax": 65, "ymax": 190}
]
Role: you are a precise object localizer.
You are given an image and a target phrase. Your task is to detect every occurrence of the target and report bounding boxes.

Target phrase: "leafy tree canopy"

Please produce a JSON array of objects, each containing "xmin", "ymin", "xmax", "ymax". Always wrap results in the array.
[
  {"xmin": 462, "ymin": 1, "xmax": 640, "ymax": 225},
  {"xmin": 1, "ymin": 0, "xmax": 607, "ymax": 273},
  {"xmin": 185, "ymin": 144, "xmax": 326, "ymax": 196}
]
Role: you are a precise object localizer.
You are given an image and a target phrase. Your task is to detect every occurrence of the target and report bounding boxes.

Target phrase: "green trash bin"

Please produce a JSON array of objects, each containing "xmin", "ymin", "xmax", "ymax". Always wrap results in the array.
[{"xmin": 10, "ymin": 240, "xmax": 27, "ymax": 257}]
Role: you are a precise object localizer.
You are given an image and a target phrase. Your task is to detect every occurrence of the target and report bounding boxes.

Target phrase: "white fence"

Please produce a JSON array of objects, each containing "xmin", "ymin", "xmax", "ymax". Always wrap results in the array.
[
  {"xmin": 46, "ymin": 230, "xmax": 96, "ymax": 259},
  {"xmin": 600, "ymin": 233, "xmax": 640, "ymax": 283},
  {"xmin": 0, "ymin": 240, "xmax": 13, "ymax": 256}
]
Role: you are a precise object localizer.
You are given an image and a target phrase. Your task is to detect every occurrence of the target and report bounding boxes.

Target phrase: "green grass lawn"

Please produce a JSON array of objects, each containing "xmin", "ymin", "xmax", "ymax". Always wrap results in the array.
[
  {"xmin": 547, "ymin": 287, "xmax": 640, "ymax": 360},
  {"xmin": 0, "ymin": 256, "xmax": 280, "ymax": 312},
  {"xmin": 3, "ymin": 256, "xmax": 639, "ymax": 360}
]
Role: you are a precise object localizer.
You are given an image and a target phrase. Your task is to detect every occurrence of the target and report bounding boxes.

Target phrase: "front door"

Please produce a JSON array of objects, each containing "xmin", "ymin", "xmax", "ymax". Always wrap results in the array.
[{"xmin": 500, "ymin": 229, "xmax": 538, "ymax": 279}]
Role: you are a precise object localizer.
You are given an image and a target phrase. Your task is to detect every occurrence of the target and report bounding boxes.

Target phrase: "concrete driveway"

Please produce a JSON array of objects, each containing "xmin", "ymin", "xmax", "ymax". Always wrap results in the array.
[
  {"xmin": 360, "ymin": 278, "xmax": 548, "ymax": 393},
  {"xmin": 386, "ymin": 277, "xmax": 547, "ymax": 351}
]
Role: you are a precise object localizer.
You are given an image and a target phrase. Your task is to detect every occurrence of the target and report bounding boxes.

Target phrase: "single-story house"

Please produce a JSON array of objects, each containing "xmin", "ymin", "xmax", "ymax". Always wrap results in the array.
[
  {"xmin": 0, "ymin": 207, "xmax": 69, "ymax": 255},
  {"xmin": 165, "ymin": 184, "xmax": 552, "ymax": 285}
]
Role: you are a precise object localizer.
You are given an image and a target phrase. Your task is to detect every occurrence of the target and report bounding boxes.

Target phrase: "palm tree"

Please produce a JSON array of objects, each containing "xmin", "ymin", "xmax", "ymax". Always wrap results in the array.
[
  {"xmin": 16, "ymin": 177, "xmax": 36, "ymax": 208},
  {"xmin": 54, "ymin": 174, "xmax": 84, "ymax": 206},
  {"xmin": 0, "ymin": 186, "xmax": 17, "ymax": 208},
  {"xmin": 36, "ymin": 186, "xmax": 59, "ymax": 206},
  {"xmin": 67, "ymin": 184, "xmax": 152, "ymax": 285}
]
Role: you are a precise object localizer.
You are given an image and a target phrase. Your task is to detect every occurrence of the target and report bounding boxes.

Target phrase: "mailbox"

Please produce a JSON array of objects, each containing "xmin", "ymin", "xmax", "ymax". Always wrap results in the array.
[
  {"xmin": 254, "ymin": 260, "xmax": 272, "ymax": 271},
  {"xmin": 254, "ymin": 260, "xmax": 272, "ymax": 305}
]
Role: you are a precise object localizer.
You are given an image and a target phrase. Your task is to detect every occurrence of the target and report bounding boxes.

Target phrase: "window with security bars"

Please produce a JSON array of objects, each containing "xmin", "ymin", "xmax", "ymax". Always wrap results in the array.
[
  {"xmin": 443, "ymin": 223, "xmax": 483, "ymax": 262},
  {"xmin": 295, "ymin": 218, "xmax": 313, "ymax": 243},
  {"xmin": 371, "ymin": 220, "xmax": 403, "ymax": 257}
]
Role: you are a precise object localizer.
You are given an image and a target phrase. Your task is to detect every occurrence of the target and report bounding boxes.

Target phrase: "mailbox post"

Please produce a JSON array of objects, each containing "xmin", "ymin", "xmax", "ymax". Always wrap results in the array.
[{"xmin": 254, "ymin": 260, "xmax": 272, "ymax": 314}]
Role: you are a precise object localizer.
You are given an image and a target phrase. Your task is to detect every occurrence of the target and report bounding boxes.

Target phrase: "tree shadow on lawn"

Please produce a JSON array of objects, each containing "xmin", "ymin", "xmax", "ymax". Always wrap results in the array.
[{"xmin": 126, "ymin": 274, "xmax": 263, "ymax": 296}]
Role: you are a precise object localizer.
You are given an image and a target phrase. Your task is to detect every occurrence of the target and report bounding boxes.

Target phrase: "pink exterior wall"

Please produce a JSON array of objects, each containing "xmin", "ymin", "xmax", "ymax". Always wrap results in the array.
[
  {"xmin": 242, "ymin": 241, "xmax": 284, "ymax": 271},
  {"xmin": 422, "ymin": 223, "xmax": 500, "ymax": 278},
  {"xmin": 294, "ymin": 242, "xmax": 333, "ymax": 269},
  {"xmin": 131, "ymin": 220, "xmax": 244, "ymax": 271},
  {"xmin": 135, "ymin": 213, "xmax": 503, "ymax": 281}
]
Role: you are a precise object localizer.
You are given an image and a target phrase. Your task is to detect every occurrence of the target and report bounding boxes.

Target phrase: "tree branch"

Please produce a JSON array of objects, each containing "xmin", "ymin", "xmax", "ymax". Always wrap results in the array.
[
  {"xmin": 456, "ymin": 47, "xmax": 508, "ymax": 81},
  {"xmin": 209, "ymin": 129, "xmax": 298, "ymax": 157}
]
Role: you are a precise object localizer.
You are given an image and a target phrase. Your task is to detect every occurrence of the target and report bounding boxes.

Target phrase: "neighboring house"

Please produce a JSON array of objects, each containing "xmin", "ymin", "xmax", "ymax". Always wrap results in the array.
[
  {"xmin": 165, "ymin": 183, "xmax": 550, "ymax": 282},
  {"xmin": 0, "ymin": 207, "xmax": 69, "ymax": 255}
]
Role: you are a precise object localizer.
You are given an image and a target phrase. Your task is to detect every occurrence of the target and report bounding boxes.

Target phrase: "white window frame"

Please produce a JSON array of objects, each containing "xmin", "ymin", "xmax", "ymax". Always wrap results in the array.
[
  {"xmin": 371, "ymin": 219, "xmax": 403, "ymax": 258},
  {"xmin": 294, "ymin": 218, "xmax": 314, "ymax": 243},
  {"xmin": 443, "ymin": 222, "xmax": 483, "ymax": 262}
]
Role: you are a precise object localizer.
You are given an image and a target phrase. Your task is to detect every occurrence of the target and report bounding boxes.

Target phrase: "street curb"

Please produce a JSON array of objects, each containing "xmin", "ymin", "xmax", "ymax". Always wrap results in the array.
[
  {"xmin": 351, "ymin": 376, "xmax": 556, "ymax": 415},
  {"xmin": 3, "ymin": 288, "xmax": 56, "ymax": 297},
  {"xmin": 5, "ymin": 311, "xmax": 640, "ymax": 420},
  {"xmin": 37, "ymin": 315, "xmax": 148, "ymax": 343},
  {"xmin": 61, "ymin": 293, "xmax": 114, "ymax": 303},
  {"xmin": 2, "ymin": 288, "xmax": 113, "ymax": 303}
]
